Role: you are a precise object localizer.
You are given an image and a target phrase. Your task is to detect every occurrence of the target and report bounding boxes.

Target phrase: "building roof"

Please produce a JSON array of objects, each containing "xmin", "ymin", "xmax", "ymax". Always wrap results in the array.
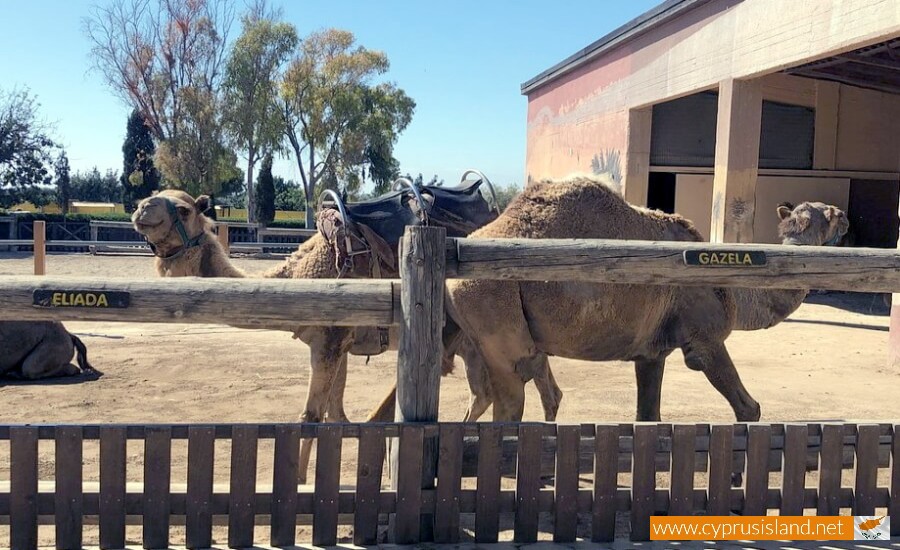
[{"xmin": 520, "ymin": 0, "xmax": 713, "ymax": 95}]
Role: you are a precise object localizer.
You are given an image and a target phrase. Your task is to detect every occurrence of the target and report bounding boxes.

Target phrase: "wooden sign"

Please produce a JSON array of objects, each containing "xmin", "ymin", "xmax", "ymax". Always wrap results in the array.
[
  {"xmin": 33, "ymin": 289, "xmax": 131, "ymax": 308},
  {"xmin": 683, "ymin": 250, "xmax": 767, "ymax": 267}
]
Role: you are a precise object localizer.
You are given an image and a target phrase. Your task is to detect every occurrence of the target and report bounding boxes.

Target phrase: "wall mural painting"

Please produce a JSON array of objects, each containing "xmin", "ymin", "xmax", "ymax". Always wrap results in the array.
[{"xmin": 591, "ymin": 148, "xmax": 623, "ymax": 194}]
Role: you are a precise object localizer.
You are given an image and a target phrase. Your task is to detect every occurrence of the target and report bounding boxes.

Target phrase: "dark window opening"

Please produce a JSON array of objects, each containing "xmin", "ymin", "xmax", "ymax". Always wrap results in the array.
[{"xmin": 647, "ymin": 172, "xmax": 676, "ymax": 214}]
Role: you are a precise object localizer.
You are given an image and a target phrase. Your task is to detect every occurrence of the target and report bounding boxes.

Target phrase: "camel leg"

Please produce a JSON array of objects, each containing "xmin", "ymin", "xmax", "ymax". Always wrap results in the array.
[
  {"xmin": 533, "ymin": 358, "xmax": 562, "ymax": 422},
  {"xmin": 324, "ymin": 354, "xmax": 349, "ymax": 423},
  {"xmin": 634, "ymin": 357, "xmax": 665, "ymax": 421},
  {"xmin": 684, "ymin": 342, "xmax": 761, "ymax": 422},
  {"xmin": 297, "ymin": 328, "xmax": 352, "ymax": 485}
]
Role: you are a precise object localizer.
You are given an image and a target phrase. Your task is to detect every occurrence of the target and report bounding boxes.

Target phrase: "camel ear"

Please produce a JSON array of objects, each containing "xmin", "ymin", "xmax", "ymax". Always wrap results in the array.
[
  {"xmin": 195, "ymin": 195, "xmax": 211, "ymax": 214},
  {"xmin": 776, "ymin": 205, "xmax": 793, "ymax": 220}
]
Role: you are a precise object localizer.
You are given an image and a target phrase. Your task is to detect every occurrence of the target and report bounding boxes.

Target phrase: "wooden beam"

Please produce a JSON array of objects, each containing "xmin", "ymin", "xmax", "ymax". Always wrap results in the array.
[
  {"xmin": 624, "ymin": 107, "xmax": 652, "ymax": 206},
  {"xmin": 813, "ymin": 81, "xmax": 839, "ymax": 170},
  {"xmin": 710, "ymin": 79, "xmax": 762, "ymax": 244},
  {"xmin": 33, "ymin": 221, "xmax": 45, "ymax": 276},
  {"xmin": 450, "ymin": 238, "xmax": 900, "ymax": 293},
  {"xmin": 0, "ymin": 276, "xmax": 397, "ymax": 327},
  {"xmin": 788, "ymin": 69, "xmax": 900, "ymax": 95},
  {"xmin": 391, "ymin": 226, "xmax": 446, "ymax": 542},
  {"xmin": 837, "ymin": 52, "xmax": 900, "ymax": 71}
]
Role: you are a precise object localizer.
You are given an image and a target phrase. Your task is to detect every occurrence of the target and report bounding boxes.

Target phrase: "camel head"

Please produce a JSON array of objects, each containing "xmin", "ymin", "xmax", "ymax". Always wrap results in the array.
[
  {"xmin": 132, "ymin": 190, "xmax": 214, "ymax": 258},
  {"xmin": 776, "ymin": 201, "xmax": 849, "ymax": 246}
]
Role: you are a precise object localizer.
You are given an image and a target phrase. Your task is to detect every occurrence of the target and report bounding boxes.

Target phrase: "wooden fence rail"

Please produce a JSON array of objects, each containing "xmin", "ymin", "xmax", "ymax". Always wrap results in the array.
[
  {"xmin": 0, "ymin": 276, "xmax": 398, "ymax": 328},
  {"xmin": 450, "ymin": 238, "xmax": 900, "ymax": 292},
  {"xmin": 0, "ymin": 421, "xmax": 896, "ymax": 548}
]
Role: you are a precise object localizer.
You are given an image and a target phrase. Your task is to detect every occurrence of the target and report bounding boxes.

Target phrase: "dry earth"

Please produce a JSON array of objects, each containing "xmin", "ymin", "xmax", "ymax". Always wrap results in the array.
[{"xmin": 0, "ymin": 251, "xmax": 897, "ymax": 547}]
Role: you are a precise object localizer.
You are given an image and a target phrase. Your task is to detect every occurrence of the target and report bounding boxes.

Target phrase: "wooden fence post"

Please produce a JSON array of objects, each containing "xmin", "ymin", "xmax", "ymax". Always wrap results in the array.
[
  {"xmin": 391, "ymin": 225, "xmax": 446, "ymax": 543},
  {"xmin": 216, "ymin": 223, "xmax": 229, "ymax": 254},
  {"xmin": 33, "ymin": 220, "xmax": 46, "ymax": 276}
]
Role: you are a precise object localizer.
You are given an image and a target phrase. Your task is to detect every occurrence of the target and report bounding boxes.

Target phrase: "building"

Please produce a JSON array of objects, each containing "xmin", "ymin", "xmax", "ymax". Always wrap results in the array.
[{"xmin": 520, "ymin": 0, "xmax": 900, "ymax": 359}]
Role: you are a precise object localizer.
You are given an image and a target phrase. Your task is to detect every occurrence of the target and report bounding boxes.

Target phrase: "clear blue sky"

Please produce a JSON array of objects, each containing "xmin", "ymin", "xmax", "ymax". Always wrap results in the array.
[{"xmin": 0, "ymin": 0, "xmax": 659, "ymax": 189}]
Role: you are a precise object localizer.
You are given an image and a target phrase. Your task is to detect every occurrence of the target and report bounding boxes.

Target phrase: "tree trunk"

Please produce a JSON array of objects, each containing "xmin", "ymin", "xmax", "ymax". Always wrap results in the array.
[
  {"xmin": 246, "ymin": 159, "xmax": 256, "ymax": 224},
  {"xmin": 305, "ymin": 182, "xmax": 315, "ymax": 229}
]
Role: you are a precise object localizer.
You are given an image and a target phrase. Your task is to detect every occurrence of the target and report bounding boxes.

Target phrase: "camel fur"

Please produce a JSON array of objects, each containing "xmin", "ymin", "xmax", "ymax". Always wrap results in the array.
[
  {"xmin": 445, "ymin": 174, "xmax": 850, "ymax": 423},
  {"xmin": 132, "ymin": 189, "xmax": 561, "ymax": 483},
  {"xmin": 0, "ymin": 321, "xmax": 98, "ymax": 380}
]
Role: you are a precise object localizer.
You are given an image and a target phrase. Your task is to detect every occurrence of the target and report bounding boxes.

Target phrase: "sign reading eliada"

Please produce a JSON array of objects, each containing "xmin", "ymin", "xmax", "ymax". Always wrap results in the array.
[
  {"xmin": 33, "ymin": 289, "xmax": 131, "ymax": 308},
  {"xmin": 683, "ymin": 250, "xmax": 767, "ymax": 267}
]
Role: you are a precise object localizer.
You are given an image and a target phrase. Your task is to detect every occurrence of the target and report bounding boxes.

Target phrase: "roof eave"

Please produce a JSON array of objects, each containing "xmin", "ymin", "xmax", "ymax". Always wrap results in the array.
[{"xmin": 520, "ymin": 0, "xmax": 715, "ymax": 95}]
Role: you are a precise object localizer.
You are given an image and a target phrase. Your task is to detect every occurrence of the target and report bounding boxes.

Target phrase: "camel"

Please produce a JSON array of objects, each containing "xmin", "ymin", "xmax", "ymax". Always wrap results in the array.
[
  {"xmin": 444, "ymin": 174, "xmax": 850, "ymax": 423},
  {"xmin": 131, "ymin": 187, "xmax": 562, "ymax": 482},
  {"xmin": 0, "ymin": 321, "xmax": 98, "ymax": 380}
]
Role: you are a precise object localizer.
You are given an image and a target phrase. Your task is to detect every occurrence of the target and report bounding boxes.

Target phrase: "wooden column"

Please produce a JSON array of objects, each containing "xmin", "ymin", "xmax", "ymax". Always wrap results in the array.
[
  {"xmin": 624, "ymin": 107, "xmax": 653, "ymax": 206},
  {"xmin": 33, "ymin": 220, "xmax": 46, "ymax": 275},
  {"xmin": 391, "ymin": 225, "xmax": 446, "ymax": 542},
  {"xmin": 813, "ymin": 81, "xmax": 840, "ymax": 170},
  {"xmin": 890, "ymin": 197, "xmax": 900, "ymax": 370},
  {"xmin": 710, "ymin": 78, "xmax": 762, "ymax": 243},
  {"xmin": 216, "ymin": 223, "xmax": 230, "ymax": 254}
]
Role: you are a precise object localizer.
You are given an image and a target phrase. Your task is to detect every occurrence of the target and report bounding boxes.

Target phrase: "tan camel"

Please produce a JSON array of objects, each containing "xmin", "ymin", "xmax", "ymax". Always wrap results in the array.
[
  {"xmin": 131, "ymin": 188, "xmax": 562, "ymax": 481},
  {"xmin": 0, "ymin": 321, "xmax": 98, "ymax": 380},
  {"xmin": 445, "ymin": 174, "xmax": 849, "ymax": 422}
]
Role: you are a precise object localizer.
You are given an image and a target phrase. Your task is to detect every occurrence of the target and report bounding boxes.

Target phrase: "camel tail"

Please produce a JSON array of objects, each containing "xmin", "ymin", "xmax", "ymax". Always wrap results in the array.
[
  {"xmin": 71, "ymin": 335, "xmax": 94, "ymax": 372},
  {"xmin": 366, "ymin": 385, "xmax": 396, "ymax": 422}
]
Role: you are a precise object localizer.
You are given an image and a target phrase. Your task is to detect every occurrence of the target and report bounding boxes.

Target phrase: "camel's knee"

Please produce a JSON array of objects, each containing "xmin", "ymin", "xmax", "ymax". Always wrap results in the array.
[{"xmin": 465, "ymin": 395, "xmax": 492, "ymax": 422}]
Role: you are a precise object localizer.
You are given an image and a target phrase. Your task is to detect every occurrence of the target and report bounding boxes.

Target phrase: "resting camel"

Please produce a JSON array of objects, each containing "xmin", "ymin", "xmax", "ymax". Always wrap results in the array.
[
  {"xmin": 132, "ymin": 187, "xmax": 561, "ymax": 481},
  {"xmin": 0, "ymin": 321, "xmax": 98, "ymax": 380},
  {"xmin": 445, "ymin": 174, "xmax": 849, "ymax": 422}
]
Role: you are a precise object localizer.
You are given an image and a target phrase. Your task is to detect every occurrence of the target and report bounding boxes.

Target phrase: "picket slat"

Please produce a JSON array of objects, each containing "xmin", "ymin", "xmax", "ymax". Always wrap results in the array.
[
  {"xmin": 271, "ymin": 424, "xmax": 301, "ymax": 547},
  {"xmin": 55, "ymin": 426, "xmax": 83, "ymax": 550},
  {"xmin": 630, "ymin": 424, "xmax": 655, "ymax": 541},
  {"xmin": 513, "ymin": 424, "xmax": 542, "ymax": 543},
  {"xmin": 854, "ymin": 424, "xmax": 880, "ymax": 516},
  {"xmin": 554, "ymin": 425, "xmax": 580, "ymax": 542},
  {"xmin": 434, "ymin": 424, "xmax": 464, "ymax": 543},
  {"xmin": 354, "ymin": 425, "xmax": 385, "ymax": 545},
  {"xmin": 394, "ymin": 425, "xmax": 425, "ymax": 544},
  {"xmin": 592, "ymin": 424, "xmax": 619, "ymax": 542},
  {"xmin": 707, "ymin": 424, "xmax": 732, "ymax": 515},
  {"xmin": 143, "ymin": 426, "xmax": 172, "ymax": 549},
  {"xmin": 781, "ymin": 424, "xmax": 807, "ymax": 516},
  {"xmin": 229, "ymin": 425, "xmax": 259, "ymax": 548},
  {"xmin": 186, "ymin": 426, "xmax": 215, "ymax": 550},
  {"xmin": 475, "ymin": 424, "xmax": 502, "ymax": 543},
  {"xmin": 744, "ymin": 424, "xmax": 771, "ymax": 516},
  {"xmin": 99, "ymin": 427, "xmax": 126, "ymax": 550},
  {"xmin": 892, "ymin": 425, "xmax": 900, "ymax": 536},
  {"xmin": 312, "ymin": 425, "xmax": 342, "ymax": 547},
  {"xmin": 10, "ymin": 426, "xmax": 38, "ymax": 550},
  {"xmin": 817, "ymin": 424, "xmax": 843, "ymax": 516},
  {"xmin": 669, "ymin": 424, "xmax": 695, "ymax": 516}
]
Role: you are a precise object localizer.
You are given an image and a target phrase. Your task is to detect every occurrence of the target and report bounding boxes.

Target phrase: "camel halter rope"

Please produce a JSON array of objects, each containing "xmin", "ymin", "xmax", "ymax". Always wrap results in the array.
[{"xmin": 144, "ymin": 199, "xmax": 206, "ymax": 260}]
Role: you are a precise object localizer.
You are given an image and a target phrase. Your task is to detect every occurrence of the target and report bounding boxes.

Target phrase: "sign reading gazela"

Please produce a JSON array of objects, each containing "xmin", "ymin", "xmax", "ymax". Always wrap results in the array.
[
  {"xmin": 683, "ymin": 250, "xmax": 767, "ymax": 267},
  {"xmin": 33, "ymin": 289, "xmax": 131, "ymax": 308}
]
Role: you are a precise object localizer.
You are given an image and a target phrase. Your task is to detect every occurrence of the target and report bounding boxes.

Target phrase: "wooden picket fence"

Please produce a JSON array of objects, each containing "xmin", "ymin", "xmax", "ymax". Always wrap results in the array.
[{"xmin": 0, "ymin": 421, "xmax": 897, "ymax": 548}]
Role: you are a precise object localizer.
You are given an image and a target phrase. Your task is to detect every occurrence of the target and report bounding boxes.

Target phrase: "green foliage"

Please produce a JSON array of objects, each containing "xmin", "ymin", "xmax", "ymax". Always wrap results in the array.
[
  {"xmin": 53, "ymin": 152, "xmax": 72, "ymax": 214},
  {"xmin": 154, "ymin": 88, "xmax": 243, "ymax": 196},
  {"xmin": 0, "ymin": 87, "xmax": 57, "ymax": 188},
  {"xmin": 279, "ymin": 28, "xmax": 415, "ymax": 226},
  {"xmin": 273, "ymin": 176, "xmax": 305, "ymax": 211},
  {"xmin": 404, "ymin": 173, "xmax": 444, "ymax": 187},
  {"xmin": 492, "ymin": 182, "xmax": 522, "ymax": 212},
  {"xmin": 223, "ymin": 5, "xmax": 298, "ymax": 222},
  {"xmin": 120, "ymin": 110, "xmax": 160, "ymax": 211},
  {"xmin": 71, "ymin": 167, "xmax": 122, "ymax": 203},
  {"xmin": 254, "ymin": 153, "xmax": 276, "ymax": 225}
]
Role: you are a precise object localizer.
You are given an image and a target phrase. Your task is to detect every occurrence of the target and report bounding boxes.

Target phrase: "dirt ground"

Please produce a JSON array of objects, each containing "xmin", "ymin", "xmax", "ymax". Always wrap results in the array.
[{"xmin": 0, "ymin": 251, "xmax": 897, "ymax": 546}]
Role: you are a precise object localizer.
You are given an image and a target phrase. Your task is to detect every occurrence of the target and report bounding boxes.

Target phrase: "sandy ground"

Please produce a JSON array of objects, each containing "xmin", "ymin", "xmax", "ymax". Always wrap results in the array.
[{"xmin": 0, "ymin": 251, "xmax": 897, "ymax": 547}]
